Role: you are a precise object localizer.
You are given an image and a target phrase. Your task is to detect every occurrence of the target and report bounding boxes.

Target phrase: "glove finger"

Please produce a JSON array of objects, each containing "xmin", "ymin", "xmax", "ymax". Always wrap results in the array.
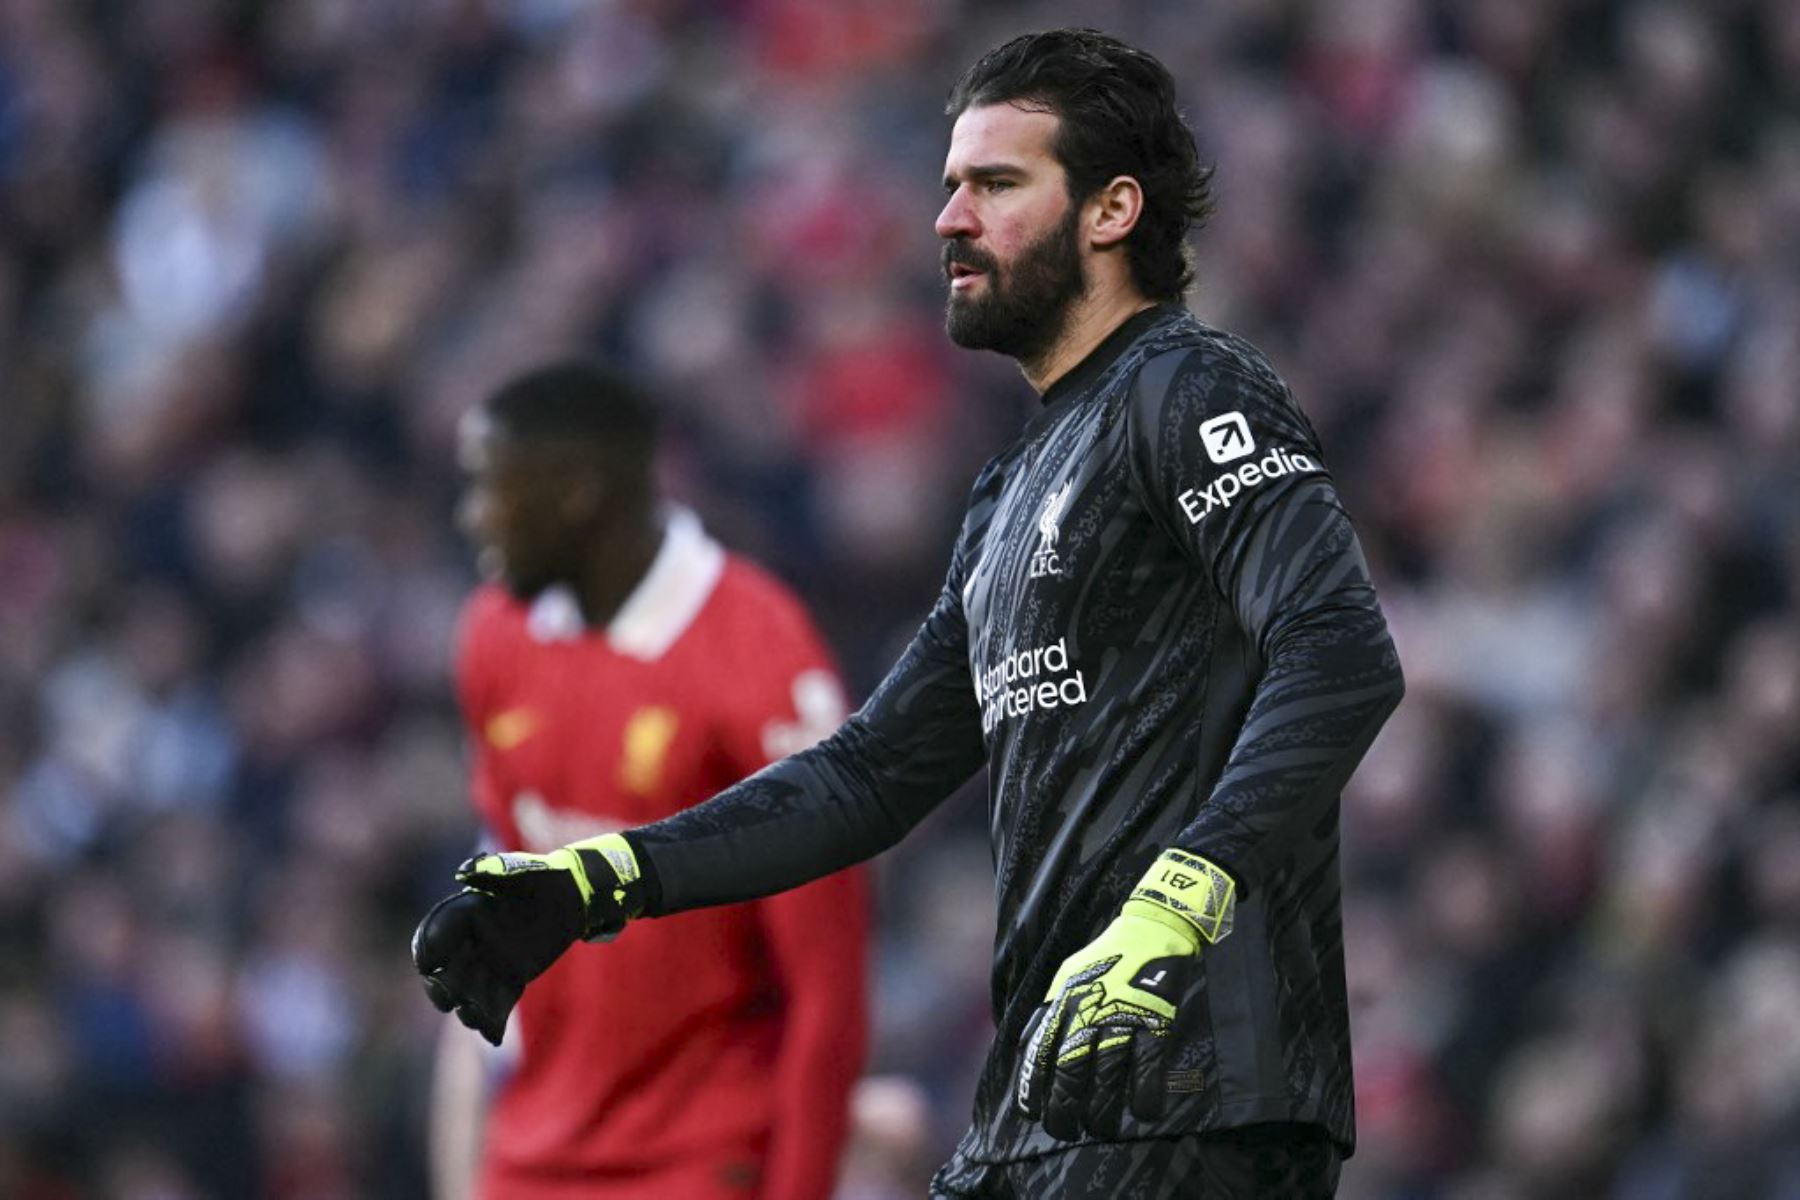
[
  {"xmin": 455, "ymin": 853, "xmax": 525, "ymax": 890},
  {"xmin": 415, "ymin": 892, "xmax": 491, "ymax": 1018},
  {"xmin": 452, "ymin": 998, "xmax": 503, "ymax": 1046},
  {"xmin": 1130, "ymin": 1027, "xmax": 1169, "ymax": 1121},
  {"xmin": 421, "ymin": 943, "xmax": 495, "ymax": 1031},
  {"xmin": 473, "ymin": 963, "xmax": 525, "ymax": 1045},
  {"xmin": 420, "ymin": 970, "xmax": 456, "ymax": 1014},
  {"xmin": 1086, "ymin": 1032, "xmax": 1129, "ymax": 1139},
  {"xmin": 456, "ymin": 849, "xmax": 580, "ymax": 892},
  {"xmin": 436, "ymin": 941, "xmax": 517, "ymax": 1046},
  {"xmin": 452, "ymin": 920, "xmax": 530, "ymax": 1046},
  {"xmin": 414, "ymin": 892, "xmax": 521, "ymax": 1045},
  {"xmin": 1044, "ymin": 1039, "xmax": 1094, "ymax": 1142},
  {"xmin": 414, "ymin": 895, "xmax": 507, "ymax": 1000},
  {"xmin": 1016, "ymin": 1004, "xmax": 1056, "ymax": 1120},
  {"xmin": 412, "ymin": 891, "xmax": 482, "ymax": 975}
]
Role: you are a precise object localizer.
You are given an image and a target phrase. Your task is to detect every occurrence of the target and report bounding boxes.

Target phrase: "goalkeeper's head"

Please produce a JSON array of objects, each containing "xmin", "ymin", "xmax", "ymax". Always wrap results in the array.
[{"xmin": 457, "ymin": 360, "xmax": 661, "ymax": 606}]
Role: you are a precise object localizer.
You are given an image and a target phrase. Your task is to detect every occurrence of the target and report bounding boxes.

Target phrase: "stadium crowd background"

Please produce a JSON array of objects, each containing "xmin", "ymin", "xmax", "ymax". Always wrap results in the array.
[{"xmin": 0, "ymin": 0, "xmax": 1796, "ymax": 1196}]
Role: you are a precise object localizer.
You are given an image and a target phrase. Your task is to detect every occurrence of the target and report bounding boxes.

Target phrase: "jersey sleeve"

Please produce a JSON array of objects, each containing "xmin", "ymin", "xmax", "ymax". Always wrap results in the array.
[
  {"xmin": 624, "ymin": 529, "xmax": 990, "ymax": 914},
  {"xmin": 1126, "ymin": 346, "xmax": 1405, "ymax": 891},
  {"xmin": 454, "ymin": 594, "xmax": 508, "ymax": 839}
]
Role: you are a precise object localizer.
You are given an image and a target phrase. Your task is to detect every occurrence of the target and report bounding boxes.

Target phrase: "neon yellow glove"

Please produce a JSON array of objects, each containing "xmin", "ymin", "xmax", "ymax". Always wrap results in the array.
[
  {"xmin": 1017, "ymin": 848, "xmax": 1236, "ymax": 1140},
  {"xmin": 411, "ymin": 834, "xmax": 646, "ymax": 1045}
]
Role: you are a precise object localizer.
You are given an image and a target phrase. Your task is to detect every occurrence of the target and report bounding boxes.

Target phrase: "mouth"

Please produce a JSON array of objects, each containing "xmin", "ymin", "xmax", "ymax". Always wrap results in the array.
[{"xmin": 948, "ymin": 262, "xmax": 986, "ymax": 291}]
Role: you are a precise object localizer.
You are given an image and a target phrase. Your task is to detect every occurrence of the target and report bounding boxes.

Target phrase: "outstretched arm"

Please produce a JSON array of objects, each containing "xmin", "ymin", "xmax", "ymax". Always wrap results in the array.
[
  {"xmin": 624, "ymin": 565, "xmax": 988, "ymax": 912},
  {"xmin": 416, "ymin": 536, "xmax": 992, "ymax": 1044}
]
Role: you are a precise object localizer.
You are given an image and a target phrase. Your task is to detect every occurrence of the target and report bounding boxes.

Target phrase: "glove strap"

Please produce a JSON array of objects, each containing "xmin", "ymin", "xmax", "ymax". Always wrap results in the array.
[
  {"xmin": 565, "ymin": 833, "xmax": 647, "ymax": 941},
  {"xmin": 1128, "ymin": 849, "xmax": 1237, "ymax": 945}
]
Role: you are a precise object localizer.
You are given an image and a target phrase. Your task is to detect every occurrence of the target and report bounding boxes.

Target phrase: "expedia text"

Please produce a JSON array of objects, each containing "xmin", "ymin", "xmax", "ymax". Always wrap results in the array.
[{"xmin": 1179, "ymin": 445, "xmax": 1318, "ymax": 524}]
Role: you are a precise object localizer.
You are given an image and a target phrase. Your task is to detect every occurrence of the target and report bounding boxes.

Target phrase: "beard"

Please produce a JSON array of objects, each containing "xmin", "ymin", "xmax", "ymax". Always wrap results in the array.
[{"xmin": 943, "ymin": 206, "xmax": 1087, "ymax": 364}]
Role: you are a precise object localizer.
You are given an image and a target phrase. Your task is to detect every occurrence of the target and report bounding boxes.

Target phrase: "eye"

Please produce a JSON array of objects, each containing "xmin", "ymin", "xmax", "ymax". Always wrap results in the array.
[{"xmin": 986, "ymin": 179, "xmax": 1015, "ymax": 194}]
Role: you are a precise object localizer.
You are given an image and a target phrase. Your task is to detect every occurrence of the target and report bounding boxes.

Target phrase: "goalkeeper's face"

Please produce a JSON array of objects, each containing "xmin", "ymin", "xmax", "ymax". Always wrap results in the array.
[
  {"xmin": 935, "ymin": 103, "xmax": 1088, "ymax": 366},
  {"xmin": 457, "ymin": 410, "xmax": 595, "ymax": 600}
]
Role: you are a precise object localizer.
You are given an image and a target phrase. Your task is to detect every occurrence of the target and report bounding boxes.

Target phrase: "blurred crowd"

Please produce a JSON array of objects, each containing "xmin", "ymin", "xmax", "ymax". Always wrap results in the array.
[{"xmin": 0, "ymin": 0, "xmax": 1795, "ymax": 1197}]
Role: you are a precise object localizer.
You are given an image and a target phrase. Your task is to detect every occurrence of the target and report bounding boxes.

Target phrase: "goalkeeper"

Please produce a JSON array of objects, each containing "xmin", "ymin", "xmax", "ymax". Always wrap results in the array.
[{"xmin": 416, "ymin": 29, "xmax": 1402, "ymax": 1199}]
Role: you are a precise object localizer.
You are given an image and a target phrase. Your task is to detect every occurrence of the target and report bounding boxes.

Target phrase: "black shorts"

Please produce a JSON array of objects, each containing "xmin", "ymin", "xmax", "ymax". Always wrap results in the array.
[{"xmin": 930, "ymin": 1123, "xmax": 1343, "ymax": 1199}]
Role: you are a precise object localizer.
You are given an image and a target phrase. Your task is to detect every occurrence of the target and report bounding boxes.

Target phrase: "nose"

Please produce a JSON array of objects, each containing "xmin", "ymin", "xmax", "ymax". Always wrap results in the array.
[{"xmin": 935, "ymin": 186, "xmax": 979, "ymax": 241}]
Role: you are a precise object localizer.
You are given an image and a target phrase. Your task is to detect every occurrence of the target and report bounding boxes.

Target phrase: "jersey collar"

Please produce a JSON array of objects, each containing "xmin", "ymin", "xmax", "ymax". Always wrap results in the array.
[
  {"xmin": 524, "ymin": 508, "xmax": 726, "ymax": 660},
  {"xmin": 1038, "ymin": 303, "xmax": 1183, "ymax": 409}
]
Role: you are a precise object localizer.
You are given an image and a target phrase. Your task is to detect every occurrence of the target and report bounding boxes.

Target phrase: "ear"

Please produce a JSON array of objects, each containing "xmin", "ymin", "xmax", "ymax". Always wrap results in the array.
[{"xmin": 1086, "ymin": 175, "xmax": 1144, "ymax": 250}]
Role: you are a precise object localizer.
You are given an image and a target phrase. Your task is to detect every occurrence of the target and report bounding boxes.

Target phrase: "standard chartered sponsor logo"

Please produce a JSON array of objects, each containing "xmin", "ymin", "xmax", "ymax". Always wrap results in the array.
[
  {"xmin": 974, "ymin": 636, "xmax": 1089, "ymax": 733},
  {"xmin": 1178, "ymin": 444, "xmax": 1318, "ymax": 525}
]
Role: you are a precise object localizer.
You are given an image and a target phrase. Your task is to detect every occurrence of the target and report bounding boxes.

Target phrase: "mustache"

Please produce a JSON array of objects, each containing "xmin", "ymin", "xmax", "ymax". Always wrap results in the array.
[{"xmin": 943, "ymin": 240, "xmax": 998, "ymax": 279}]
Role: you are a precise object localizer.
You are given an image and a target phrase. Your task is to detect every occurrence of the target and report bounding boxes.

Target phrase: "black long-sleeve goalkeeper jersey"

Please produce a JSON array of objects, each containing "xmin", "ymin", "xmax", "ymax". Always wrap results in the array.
[{"xmin": 624, "ymin": 304, "xmax": 1404, "ymax": 1166}]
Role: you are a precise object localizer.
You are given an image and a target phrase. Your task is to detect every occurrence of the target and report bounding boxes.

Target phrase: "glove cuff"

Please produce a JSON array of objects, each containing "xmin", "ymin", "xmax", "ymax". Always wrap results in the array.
[
  {"xmin": 564, "ymin": 833, "xmax": 647, "ymax": 941},
  {"xmin": 1129, "ymin": 849, "xmax": 1236, "ymax": 945}
]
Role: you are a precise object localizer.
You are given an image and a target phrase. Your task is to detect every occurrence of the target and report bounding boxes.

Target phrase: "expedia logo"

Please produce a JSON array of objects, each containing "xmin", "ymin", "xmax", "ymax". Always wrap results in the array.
[
  {"xmin": 1200, "ymin": 412, "xmax": 1254, "ymax": 464},
  {"xmin": 1029, "ymin": 480, "xmax": 1072, "ymax": 580},
  {"xmin": 1178, "ymin": 445, "xmax": 1318, "ymax": 525}
]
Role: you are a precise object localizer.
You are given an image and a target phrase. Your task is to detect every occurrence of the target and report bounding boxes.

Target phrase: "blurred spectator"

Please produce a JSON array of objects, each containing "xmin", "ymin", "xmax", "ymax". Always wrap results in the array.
[{"xmin": 0, "ymin": 1, "xmax": 1794, "ymax": 1195}]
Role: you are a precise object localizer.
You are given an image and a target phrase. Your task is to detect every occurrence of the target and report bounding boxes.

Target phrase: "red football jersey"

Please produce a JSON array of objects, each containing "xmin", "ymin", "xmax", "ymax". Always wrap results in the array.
[{"xmin": 454, "ymin": 513, "xmax": 869, "ymax": 1200}]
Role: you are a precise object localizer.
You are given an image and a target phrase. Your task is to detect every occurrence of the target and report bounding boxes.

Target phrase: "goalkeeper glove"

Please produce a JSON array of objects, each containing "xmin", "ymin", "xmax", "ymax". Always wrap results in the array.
[
  {"xmin": 1017, "ymin": 848, "xmax": 1236, "ymax": 1141},
  {"xmin": 410, "ymin": 834, "xmax": 646, "ymax": 1045}
]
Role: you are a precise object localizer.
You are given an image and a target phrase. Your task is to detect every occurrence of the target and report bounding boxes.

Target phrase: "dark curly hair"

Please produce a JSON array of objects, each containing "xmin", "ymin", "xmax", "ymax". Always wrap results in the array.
[{"xmin": 947, "ymin": 29, "xmax": 1215, "ymax": 302}]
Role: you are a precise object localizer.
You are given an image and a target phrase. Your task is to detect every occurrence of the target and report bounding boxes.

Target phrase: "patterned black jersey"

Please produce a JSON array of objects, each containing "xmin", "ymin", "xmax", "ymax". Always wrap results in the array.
[{"xmin": 625, "ymin": 305, "xmax": 1404, "ymax": 1168}]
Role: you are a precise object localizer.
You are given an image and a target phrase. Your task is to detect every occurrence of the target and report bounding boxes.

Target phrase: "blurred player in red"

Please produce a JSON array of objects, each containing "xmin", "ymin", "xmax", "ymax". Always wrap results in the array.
[{"xmin": 431, "ymin": 361, "xmax": 869, "ymax": 1200}]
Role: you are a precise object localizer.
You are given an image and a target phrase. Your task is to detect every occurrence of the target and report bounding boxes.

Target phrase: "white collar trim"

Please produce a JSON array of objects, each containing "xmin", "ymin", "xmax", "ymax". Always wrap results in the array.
[{"xmin": 524, "ymin": 508, "xmax": 725, "ymax": 660}]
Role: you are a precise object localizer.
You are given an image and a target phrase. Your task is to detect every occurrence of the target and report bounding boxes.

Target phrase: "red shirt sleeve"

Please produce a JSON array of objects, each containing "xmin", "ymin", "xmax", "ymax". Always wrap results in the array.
[
  {"xmin": 714, "ymin": 569, "xmax": 869, "ymax": 1200},
  {"xmin": 454, "ymin": 590, "xmax": 510, "ymax": 845},
  {"xmin": 756, "ymin": 851, "xmax": 869, "ymax": 1200}
]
